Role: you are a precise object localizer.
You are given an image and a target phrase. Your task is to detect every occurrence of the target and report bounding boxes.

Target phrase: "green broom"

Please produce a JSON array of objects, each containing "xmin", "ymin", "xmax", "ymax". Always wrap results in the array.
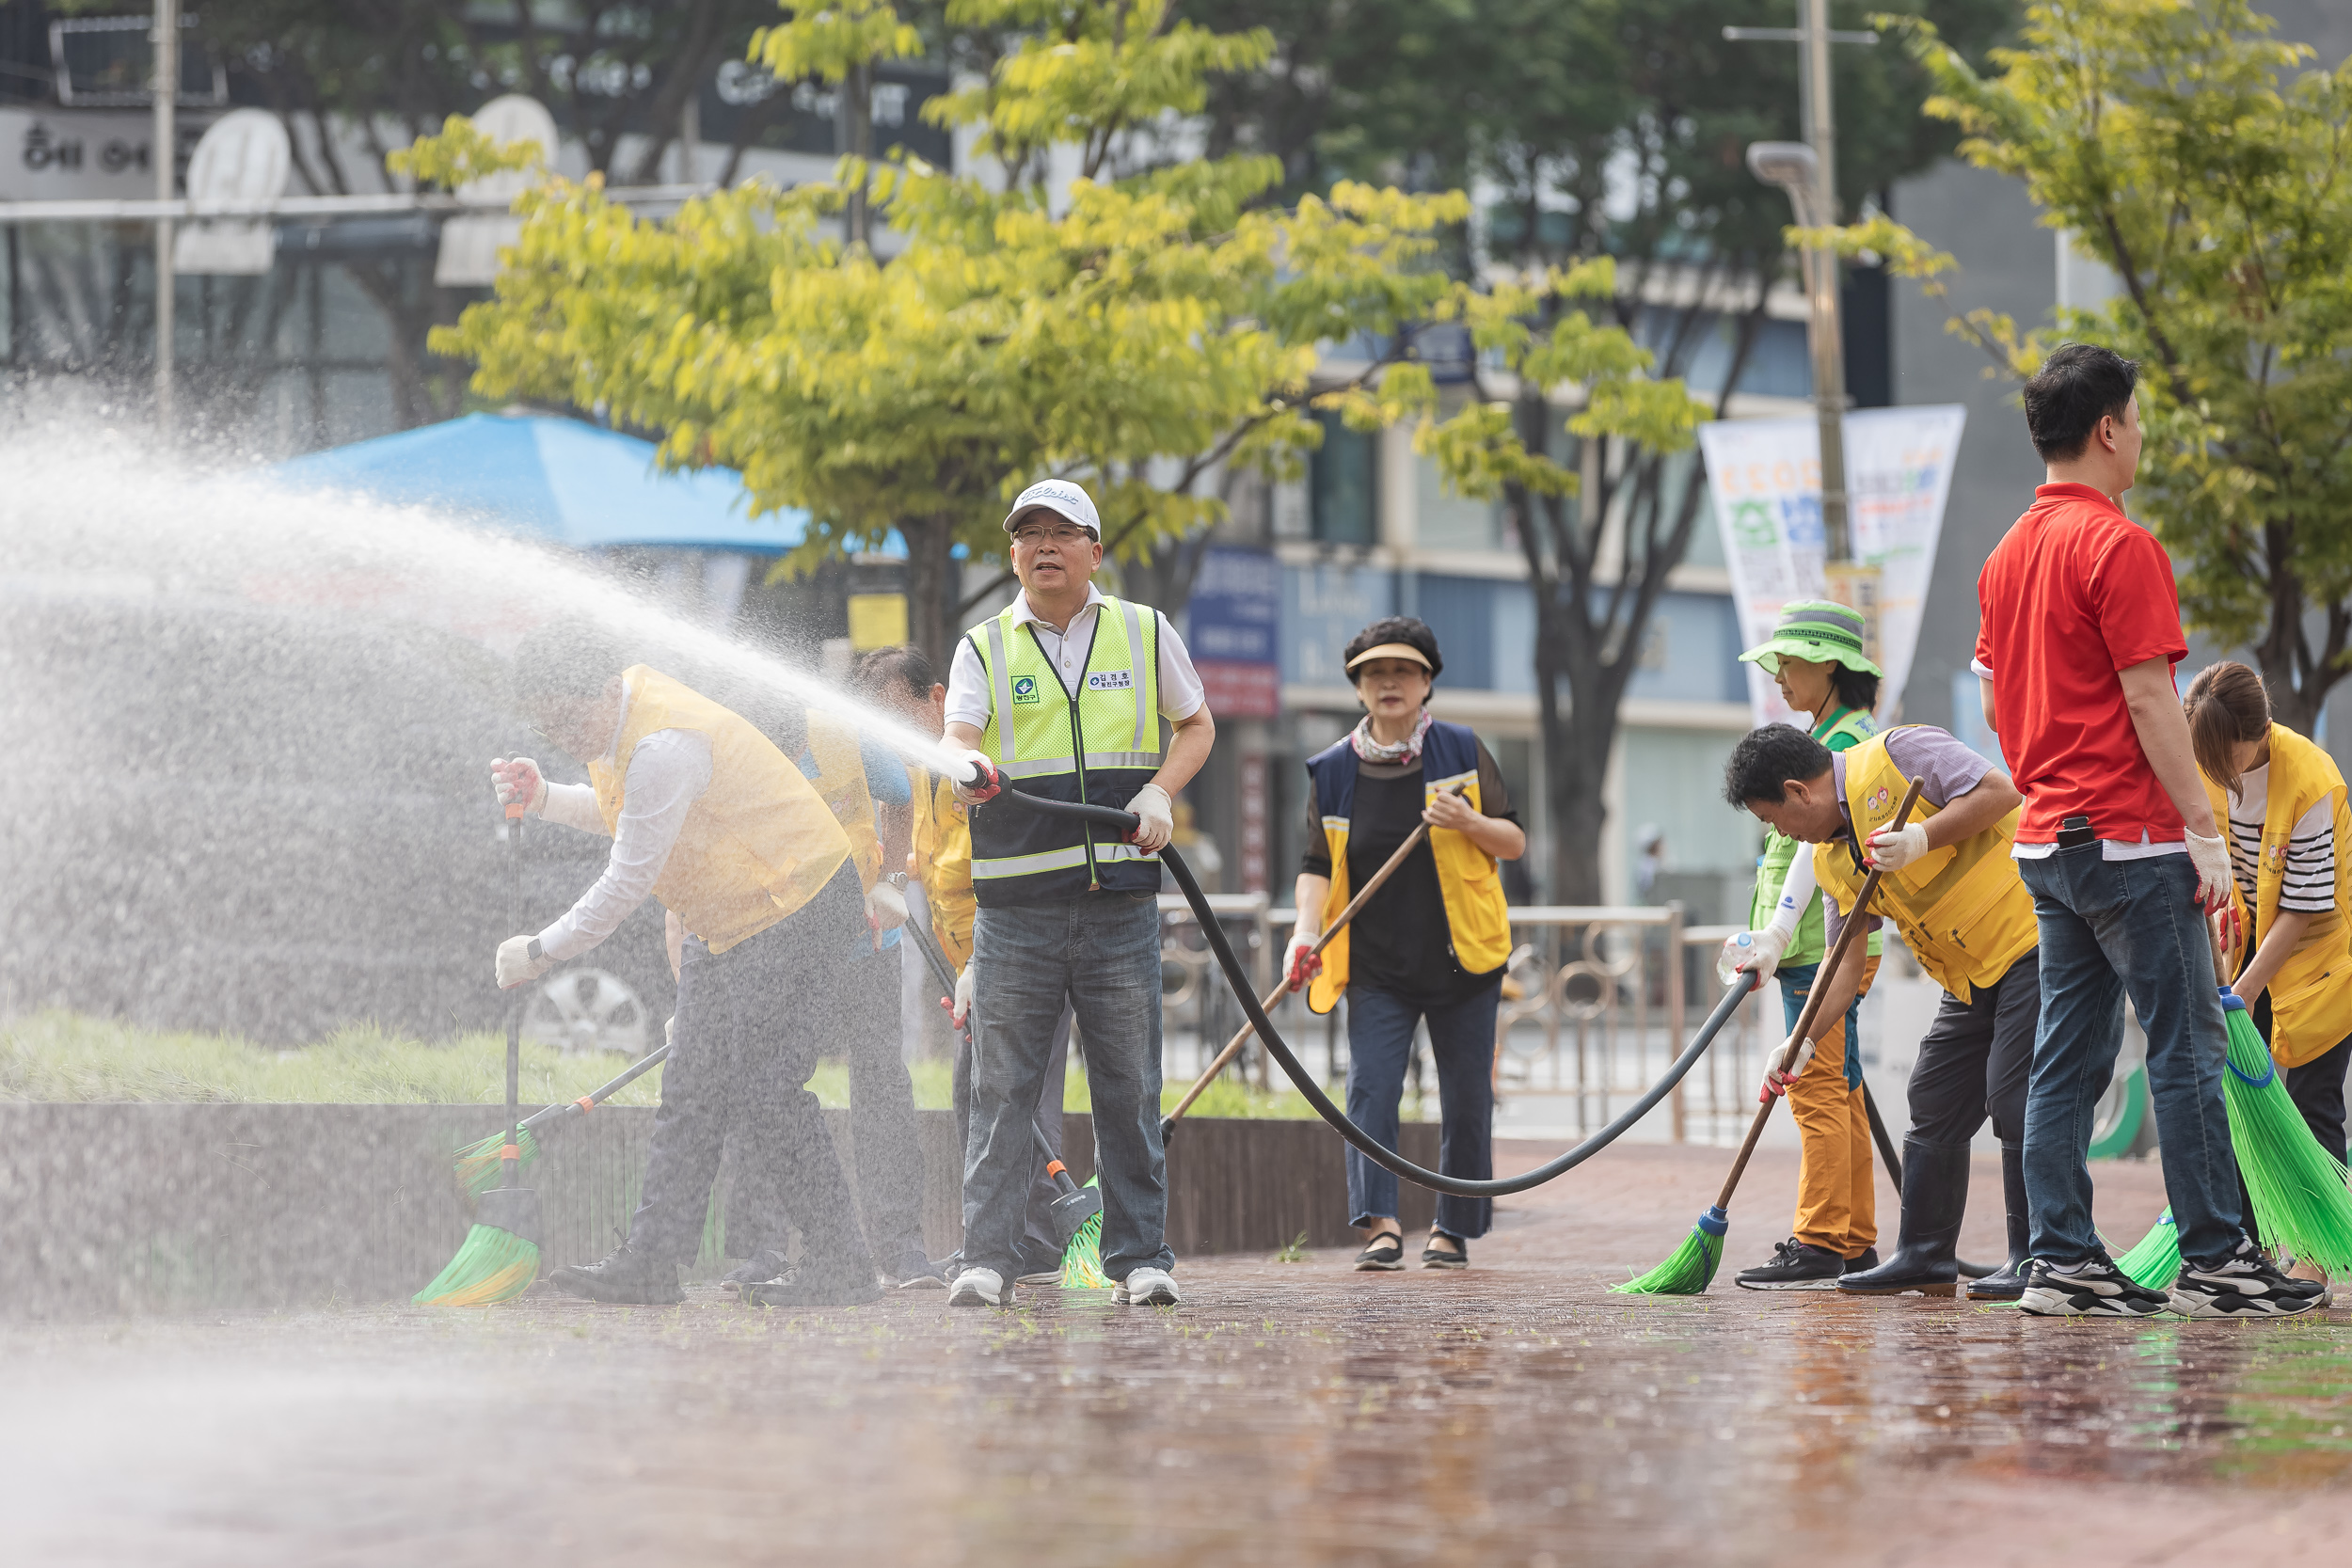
[
  {"xmin": 1058, "ymin": 1175, "xmax": 1109, "ymax": 1290},
  {"xmin": 453, "ymin": 1037, "xmax": 671, "ymax": 1199},
  {"xmin": 2217, "ymin": 989, "xmax": 2352, "ymax": 1274},
  {"xmin": 416, "ymin": 800, "xmax": 541, "ymax": 1307},
  {"xmin": 2113, "ymin": 1208, "xmax": 2181, "ymax": 1289},
  {"xmin": 1617, "ymin": 779, "xmax": 1923, "ymax": 1296}
]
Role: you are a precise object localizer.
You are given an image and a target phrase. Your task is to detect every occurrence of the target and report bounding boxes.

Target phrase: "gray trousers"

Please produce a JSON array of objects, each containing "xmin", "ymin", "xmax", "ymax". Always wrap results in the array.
[{"xmin": 955, "ymin": 1005, "xmax": 1071, "ymax": 1266}]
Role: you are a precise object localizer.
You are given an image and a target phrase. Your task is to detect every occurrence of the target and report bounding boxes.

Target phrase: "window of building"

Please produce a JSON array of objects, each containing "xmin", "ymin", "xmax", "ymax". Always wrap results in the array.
[{"xmin": 1310, "ymin": 410, "xmax": 1378, "ymax": 545}]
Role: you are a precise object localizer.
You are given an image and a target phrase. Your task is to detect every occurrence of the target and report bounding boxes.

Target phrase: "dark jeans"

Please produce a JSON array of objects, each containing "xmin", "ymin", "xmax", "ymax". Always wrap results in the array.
[
  {"xmin": 2018, "ymin": 848, "xmax": 2244, "ymax": 1267},
  {"xmin": 966, "ymin": 890, "xmax": 1170, "ymax": 1282},
  {"xmin": 1907, "ymin": 949, "xmax": 2037, "ymax": 1151},
  {"xmin": 627, "ymin": 863, "xmax": 873, "ymax": 1277},
  {"xmin": 1344, "ymin": 978, "xmax": 1500, "ymax": 1240},
  {"xmin": 955, "ymin": 1005, "xmax": 1072, "ymax": 1267}
]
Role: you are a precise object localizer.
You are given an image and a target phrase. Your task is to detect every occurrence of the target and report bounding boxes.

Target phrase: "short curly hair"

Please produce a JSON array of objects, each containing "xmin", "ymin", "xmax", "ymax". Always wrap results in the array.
[{"xmin": 1343, "ymin": 616, "xmax": 1443, "ymax": 681}]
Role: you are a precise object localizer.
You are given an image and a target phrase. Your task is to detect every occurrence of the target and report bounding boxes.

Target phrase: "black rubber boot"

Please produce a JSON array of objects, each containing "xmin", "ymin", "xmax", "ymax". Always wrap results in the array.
[
  {"xmin": 1838, "ymin": 1138, "xmax": 1968, "ymax": 1296},
  {"xmin": 1963, "ymin": 1143, "xmax": 2032, "ymax": 1302},
  {"xmin": 546, "ymin": 1243, "xmax": 683, "ymax": 1305}
]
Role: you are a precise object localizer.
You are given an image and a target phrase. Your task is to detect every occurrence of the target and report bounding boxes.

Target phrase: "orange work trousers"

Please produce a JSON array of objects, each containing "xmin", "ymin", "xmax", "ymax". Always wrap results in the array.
[{"xmin": 1784, "ymin": 955, "xmax": 1881, "ymax": 1259}]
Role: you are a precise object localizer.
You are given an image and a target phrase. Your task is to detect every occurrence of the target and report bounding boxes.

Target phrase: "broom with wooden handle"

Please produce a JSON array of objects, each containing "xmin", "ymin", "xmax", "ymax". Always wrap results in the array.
[
  {"xmin": 1160, "ymin": 784, "xmax": 1468, "ymax": 1140},
  {"xmin": 1614, "ymin": 779, "xmax": 1923, "ymax": 1296}
]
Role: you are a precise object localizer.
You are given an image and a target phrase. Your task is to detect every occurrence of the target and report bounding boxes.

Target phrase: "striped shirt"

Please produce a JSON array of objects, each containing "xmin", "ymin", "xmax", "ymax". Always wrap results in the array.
[{"xmin": 2227, "ymin": 761, "xmax": 2336, "ymax": 913}]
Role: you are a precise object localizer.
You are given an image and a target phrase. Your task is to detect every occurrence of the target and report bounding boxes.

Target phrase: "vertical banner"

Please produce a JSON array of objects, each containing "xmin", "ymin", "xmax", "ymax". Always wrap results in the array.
[
  {"xmin": 1238, "ymin": 752, "xmax": 1269, "ymax": 894},
  {"xmin": 1700, "ymin": 404, "xmax": 1966, "ymax": 729},
  {"xmin": 1185, "ymin": 546, "xmax": 1281, "ymax": 718}
]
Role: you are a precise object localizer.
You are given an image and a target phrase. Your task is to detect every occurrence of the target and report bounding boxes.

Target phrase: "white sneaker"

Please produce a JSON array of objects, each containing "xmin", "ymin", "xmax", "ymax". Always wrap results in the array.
[
  {"xmin": 947, "ymin": 1266, "xmax": 1008, "ymax": 1307},
  {"xmin": 1114, "ymin": 1266, "xmax": 1181, "ymax": 1307}
]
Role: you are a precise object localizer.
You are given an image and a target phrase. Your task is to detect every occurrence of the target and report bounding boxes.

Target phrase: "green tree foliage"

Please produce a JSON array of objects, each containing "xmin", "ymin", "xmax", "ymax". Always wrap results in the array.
[
  {"xmin": 406, "ymin": 0, "xmax": 1692, "ymax": 675},
  {"xmin": 1835, "ymin": 0, "xmax": 2352, "ymax": 736}
]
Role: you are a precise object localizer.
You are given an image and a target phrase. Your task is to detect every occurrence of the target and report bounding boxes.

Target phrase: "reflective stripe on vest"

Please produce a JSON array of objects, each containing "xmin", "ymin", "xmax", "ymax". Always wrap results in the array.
[
  {"xmin": 1302, "ymin": 721, "xmax": 1512, "ymax": 1013},
  {"xmin": 2203, "ymin": 723, "xmax": 2352, "ymax": 1068},
  {"xmin": 967, "ymin": 595, "xmax": 1164, "ymax": 906},
  {"xmin": 1811, "ymin": 726, "xmax": 2035, "ymax": 1004},
  {"xmin": 587, "ymin": 667, "xmax": 852, "ymax": 954}
]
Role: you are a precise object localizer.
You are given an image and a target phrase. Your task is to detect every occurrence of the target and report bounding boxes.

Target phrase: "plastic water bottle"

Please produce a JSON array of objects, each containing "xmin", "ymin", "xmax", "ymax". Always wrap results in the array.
[{"xmin": 1716, "ymin": 931, "xmax": 1756, "ymax": 989}]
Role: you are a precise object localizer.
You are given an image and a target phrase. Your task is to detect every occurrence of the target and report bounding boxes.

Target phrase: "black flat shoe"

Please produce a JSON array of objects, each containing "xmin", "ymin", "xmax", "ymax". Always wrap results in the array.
[
  {"xmin": 1421, "ymin": 1236, "xmax": 1468, "ymax": 1271},
  {"xmin": 1354, "ymin": 1232, "xmax": 1405, "ymax": 1271}
]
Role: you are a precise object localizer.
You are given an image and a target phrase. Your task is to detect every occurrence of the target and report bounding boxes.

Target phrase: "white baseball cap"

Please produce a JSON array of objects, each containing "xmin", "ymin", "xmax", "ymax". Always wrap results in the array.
[{"xmin": 1002, "ymin": 479, "xmax": 1101, "ymax": 540}]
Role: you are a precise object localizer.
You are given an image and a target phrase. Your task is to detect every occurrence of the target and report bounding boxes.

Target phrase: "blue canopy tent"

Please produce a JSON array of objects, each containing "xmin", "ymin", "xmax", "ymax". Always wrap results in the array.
[{"xmin": 270, "ymin": 412, "xmax": 817, "ymax": 552}]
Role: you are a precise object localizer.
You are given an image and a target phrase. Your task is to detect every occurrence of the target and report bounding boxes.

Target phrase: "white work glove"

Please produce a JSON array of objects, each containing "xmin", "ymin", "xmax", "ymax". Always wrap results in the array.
[
  {"xmin": 490, "ymin": 756, "xmax": 547, "ymax": 815},
  {"xmin": 866, "ymin": 879, "xmax": 908, "ymax": 942},
  {"xmin": 1865, "ymin": 821, "xmax": 1930, "ymax": 873},
  {"xmin": 2185, "ymin": 828, "xmax": 2233, "ymax": 913},
  {"xmin": 1284, "ymin": 929, "xmax": 1324, "ymax": 992},
  {"xmin": 1759, "ymin": 1031, "xmax": 1815, "ymax": 1102},
  {"xmin": 495, "ymin": 933, "xmax": 557, "ymax": 990},
  {"xmin": 1717, "ymin": 925, "xmax": 1792, "ymax": 987},
  {"xmin": 950, "ymin": 749, "xmax": 1001, "ymax": 805},
  {"xmin": 1126, "ymin": 784, "xmax": 1174, "ymax": 853},
  {"xmin": 665, "ymin": 1015, "xmax": 675, "ymax": 1048},
  {"xmin": 946, "ymin": 963, "xmax": 976, "ymax": 1027}
]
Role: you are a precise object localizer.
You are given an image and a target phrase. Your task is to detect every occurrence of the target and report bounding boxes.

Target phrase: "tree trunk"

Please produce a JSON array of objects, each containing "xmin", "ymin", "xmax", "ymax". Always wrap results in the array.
[
  {"xmin": 902, "ymin": 514, "xmax": 954, "ymax": 673},
  {"xmin": 844, "ymin": 64, "xmax": 873, "ymax": 250}
]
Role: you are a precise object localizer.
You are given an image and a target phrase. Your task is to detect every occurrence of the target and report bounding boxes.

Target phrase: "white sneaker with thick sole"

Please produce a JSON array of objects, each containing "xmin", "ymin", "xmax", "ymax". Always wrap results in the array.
[
  {"xmin": 947, "ymin": 1266, "xmax": 1008, "ymax": 1307},
  {"xmin": 1114, "ymin": 1266, "xmax": 1181, "ymax": 1307}
]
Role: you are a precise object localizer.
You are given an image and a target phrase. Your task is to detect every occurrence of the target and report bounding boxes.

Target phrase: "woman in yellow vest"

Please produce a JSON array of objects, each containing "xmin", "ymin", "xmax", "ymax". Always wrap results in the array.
[
  {"xmin": 1721, "ymin": 600, "xmax": 1884, "ymax": 1289},
  {"xmin": 2186, "ymin": 661, "xmax": 2352, "ymax": 1289},
  {"xmin": 487, "ymin": 619, "xmax": 877, "ymax": 1310},
  {"xmin": 1284, "ymin": 618, "xmax": 1524, "ymax": 1271}
]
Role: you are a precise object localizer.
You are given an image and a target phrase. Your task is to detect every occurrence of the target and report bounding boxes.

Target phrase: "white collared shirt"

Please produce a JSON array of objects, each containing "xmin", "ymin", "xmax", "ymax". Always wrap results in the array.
[{"xmin": 945, "ymin": 584, "xmax": 1207, "ymax": 732}]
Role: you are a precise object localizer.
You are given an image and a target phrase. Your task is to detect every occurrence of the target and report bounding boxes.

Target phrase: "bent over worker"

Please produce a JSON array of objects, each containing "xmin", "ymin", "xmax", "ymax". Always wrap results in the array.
[
  {"xmin": 1725, "ymin": 722, "xmax": 2041, "ymax": 1300},
  {"xmin": 942, "ymin": 479, "xmax": 1215, "ymax": 1309},
  {"xmin": 490, "ymin": 620, "xmax": 878, "ymax": 1308}
]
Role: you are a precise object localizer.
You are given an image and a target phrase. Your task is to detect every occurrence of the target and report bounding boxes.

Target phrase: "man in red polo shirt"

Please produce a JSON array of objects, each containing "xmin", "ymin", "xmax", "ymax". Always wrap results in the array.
[{"xmin": 1975, "ymin": 341, "xmax": 2319, "ymax": 1320}]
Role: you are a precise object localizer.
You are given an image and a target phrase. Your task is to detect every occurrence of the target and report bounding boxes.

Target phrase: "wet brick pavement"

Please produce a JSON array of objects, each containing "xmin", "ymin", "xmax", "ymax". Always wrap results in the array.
[{"xmin": 8, "ymin": 1139, "xmax": 2352, "ymax": 1566}]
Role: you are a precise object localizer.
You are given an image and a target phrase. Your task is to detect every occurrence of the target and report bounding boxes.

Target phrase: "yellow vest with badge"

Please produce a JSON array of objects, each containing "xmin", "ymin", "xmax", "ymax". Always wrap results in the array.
[
  {"xmin": 913, "ymin": 768, "xmax": 977, "ymax": 969},
  {"xmin": 804, "ymin": 710, "xmax": 883, "ymax": 892},
  {"xmin": 1811, "ymin": 728, "xmax": 2036, "ymax": 1004},
  {"xmin": 1304, "ymin": 721, "xmax": 1512, "ymax": 1013},
  {"xmin": 2204, "ymin": 722, "xmax": 2352, "ymax": 1069},
  {"xmin": 587, "ymin": 667, "xmax": 852, "ymax": 954}
]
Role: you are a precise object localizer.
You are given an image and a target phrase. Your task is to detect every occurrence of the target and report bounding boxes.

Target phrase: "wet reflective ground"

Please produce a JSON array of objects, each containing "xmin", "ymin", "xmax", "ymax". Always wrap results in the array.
[{"xmin": 8, "ymin": 1141, "xmax": 2352, "ymax": 1566}]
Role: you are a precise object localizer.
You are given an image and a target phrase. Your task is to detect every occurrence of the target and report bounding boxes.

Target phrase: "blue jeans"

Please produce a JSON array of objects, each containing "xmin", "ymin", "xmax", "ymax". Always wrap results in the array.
[
  {"xmin": 1776, "ymin": 960, "xmax": 1864, "ymax": 1090},
  {"xmin": 2018, "ymin": 847, "xmax": 2244, "ymax": 1267},
  {"xmin": 1343, "ymin": 980, "xmax": 1500, "ymax": 1240},
  {"xmin": 966, "ymin": 891, "xmax": 1171, "ymax": 1281}
]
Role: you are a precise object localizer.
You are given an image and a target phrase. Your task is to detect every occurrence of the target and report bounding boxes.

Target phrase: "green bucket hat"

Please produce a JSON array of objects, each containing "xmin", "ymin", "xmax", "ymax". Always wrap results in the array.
[{"xmin": 1739, "ymin": 599, "xmax": 1883, "ymax": 677}]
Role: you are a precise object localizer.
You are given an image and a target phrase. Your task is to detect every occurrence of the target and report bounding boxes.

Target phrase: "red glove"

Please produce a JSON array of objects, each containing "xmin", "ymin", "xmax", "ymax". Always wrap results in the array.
[
  {"xmin": 951, "ymin": 750, "xmax": 1000, "ymax": 805},
  {"xmin": 1284, "ymin": 933, "xmax": 1323, "ymax": 992}
]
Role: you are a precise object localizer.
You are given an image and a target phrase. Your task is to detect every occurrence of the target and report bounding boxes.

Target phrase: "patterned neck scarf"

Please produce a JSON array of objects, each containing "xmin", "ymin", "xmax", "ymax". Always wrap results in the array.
[{"xmin": 1350, "ymin": 707, "xmax": 1434, "ymax": 767}]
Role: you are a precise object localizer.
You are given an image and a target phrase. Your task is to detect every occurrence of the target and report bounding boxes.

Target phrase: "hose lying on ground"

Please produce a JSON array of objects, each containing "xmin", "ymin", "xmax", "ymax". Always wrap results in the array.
[{"xmin": 979, "ymin": 782, "xmax": 1756, "ymax": 1198}]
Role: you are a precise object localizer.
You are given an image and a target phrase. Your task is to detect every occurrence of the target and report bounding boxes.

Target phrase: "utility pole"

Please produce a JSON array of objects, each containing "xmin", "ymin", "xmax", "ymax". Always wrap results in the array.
[{"xmin": 151, "ymin": 0, "xmax": 179, "ymax": 440}]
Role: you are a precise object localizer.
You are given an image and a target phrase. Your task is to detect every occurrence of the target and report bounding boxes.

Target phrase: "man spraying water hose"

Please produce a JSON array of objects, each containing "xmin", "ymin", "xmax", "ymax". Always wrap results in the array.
[
  {"xmin": 490, "ymin": 620, "xmax": 880, "ymax": 1309},
  {"xmin": 1725, "ymin": 722, "xmax": 2040, "ymax": 1300},
  {"xmin": 1979, "ymin": 342, "xmax": 2319, "ymax": 1319},
  {"xmin": 941, "ymin": 479, "xmax": 1216, "ymax": 1308}
]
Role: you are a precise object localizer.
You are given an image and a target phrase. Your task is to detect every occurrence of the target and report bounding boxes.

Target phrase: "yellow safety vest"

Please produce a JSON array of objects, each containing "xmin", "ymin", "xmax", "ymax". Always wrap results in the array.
[
  {"xmin": 1305, "ymin": 720, "xmax": 1511, "ymax": 1013},
  {"xmin": 587, "ymin": 667, "xmax": 852, "ymax": 954},
  {"xmin": 967, "ymin": 594, "xmax": 1165, "ymax": 904},
  {"xmin": 804, "ymin": 710, "xmax": 882, "ymax": 893},
  {"xmin": 2205, "ymin": 722, "xmax": 2352, "ymax": 1069},
  {"xmin": 1811, "ymin": 728, "xmax": 2036, "ymax": 1004},
  {"xmin": 913, "ymin": 768, "xmax": 977, "ymax": 970}
]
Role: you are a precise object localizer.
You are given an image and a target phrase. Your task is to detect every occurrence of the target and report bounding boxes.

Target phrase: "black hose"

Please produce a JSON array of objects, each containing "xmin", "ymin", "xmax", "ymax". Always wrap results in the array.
[{"xmin": 977, "ymin": 783, "xmax": 1756, "ymax": 1198}]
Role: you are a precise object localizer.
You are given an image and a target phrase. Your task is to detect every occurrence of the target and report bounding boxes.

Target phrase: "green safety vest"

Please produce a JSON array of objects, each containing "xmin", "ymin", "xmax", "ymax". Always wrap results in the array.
[
  {"xmin": 1747, "ymin": 705, "xmax": 1881, "ymax": 967},
  {"xmin": 966, "ymin": 594, "xmax": 1165, "ymax": 906}
]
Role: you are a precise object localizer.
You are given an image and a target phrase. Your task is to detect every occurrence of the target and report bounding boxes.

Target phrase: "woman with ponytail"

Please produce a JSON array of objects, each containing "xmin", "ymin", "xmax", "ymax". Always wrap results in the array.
[{"xmin": 2185, "ymin": 661, "xmax": 2352, "ymax": 1291}]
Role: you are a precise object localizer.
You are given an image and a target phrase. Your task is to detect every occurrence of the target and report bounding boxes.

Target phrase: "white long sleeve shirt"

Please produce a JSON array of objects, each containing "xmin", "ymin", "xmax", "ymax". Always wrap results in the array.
[{"xmin": 533, "ymin": 704, "xmax": 713, "ymax": 960}]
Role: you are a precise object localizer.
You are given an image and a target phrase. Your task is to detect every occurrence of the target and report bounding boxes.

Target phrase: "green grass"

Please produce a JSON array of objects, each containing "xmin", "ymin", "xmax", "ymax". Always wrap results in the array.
[{"xmin": 0, "ymin": 1009, "xmax": 1332, "ymax": 1118}]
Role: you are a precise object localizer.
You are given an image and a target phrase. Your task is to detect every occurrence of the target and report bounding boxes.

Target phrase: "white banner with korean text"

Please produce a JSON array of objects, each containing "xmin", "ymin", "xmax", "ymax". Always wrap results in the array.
[{"xmin": 1700, "ymin": 404, "xmax": 1966, "ymax": 729}]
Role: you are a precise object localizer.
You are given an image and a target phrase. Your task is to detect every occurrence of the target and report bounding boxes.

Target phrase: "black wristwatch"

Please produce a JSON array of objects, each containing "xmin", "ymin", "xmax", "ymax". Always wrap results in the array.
[{"xmin": 526, "ymin": 937, "xmax": 544, "ymax": 962}]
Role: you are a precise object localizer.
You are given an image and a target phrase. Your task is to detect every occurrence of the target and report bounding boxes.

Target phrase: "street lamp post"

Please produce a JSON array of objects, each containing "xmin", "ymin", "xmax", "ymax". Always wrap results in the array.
[{"xmin": 151, "ymin": 0, "xmax": 179, "ymax": 441}]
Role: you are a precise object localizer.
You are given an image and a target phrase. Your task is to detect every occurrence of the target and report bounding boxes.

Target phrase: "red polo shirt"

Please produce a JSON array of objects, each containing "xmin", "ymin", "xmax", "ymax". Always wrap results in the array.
[{"xmin": 1973, "ymin": 483, "xmax": 2188, "ymax": 846}]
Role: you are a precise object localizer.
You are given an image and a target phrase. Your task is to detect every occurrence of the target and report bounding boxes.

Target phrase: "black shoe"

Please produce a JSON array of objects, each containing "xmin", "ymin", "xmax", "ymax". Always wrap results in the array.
[
  {"xmin": 720, "ymin": 1250, "xmax": 787, "ymax": 1292},
  {"xmin": 546, "ymin": 1244, "xmax": 682, "ymax": 1306},
  {"xmin": 1840, "ymin": 1139, "xmax": 1968, "ymax": 1296},
  {"xmin": 2018, "ymin": 1254, "xmax": 2168, "ymax": 1317},
  {"xmin": 747, "ymin": 1262, "xmax": 883, "ymax": 1309},
  {"xmin": 1353, "ymin": 1231, "xmax": 1405, "ymax": 1272},
  {"xmin": 1736, "ymin": 1238, "xmax": 1847, "ymax": 1291},
  {"xmin": 892, "ymin": 1253, "xmax": 955, "ymax": 1291},
  {"xmin": 1012, "ymin": 1241, "xmax": 1066, "ymax": 1287},
  {"xmin": 1421, "ymin": 1233, "xmax": 1468, "ymax": 1271},
  {"xmin": 1842, "ymin": 1248, "xmax": 1880, "ymax": 1275},
  {"xmin": 2170, "ymin": 1240, "xmax": 2328, "ymax": 1319},
  {"xmin": 1964, "ymin": 1143, "xmax": 2031, "ymax": 1302}
]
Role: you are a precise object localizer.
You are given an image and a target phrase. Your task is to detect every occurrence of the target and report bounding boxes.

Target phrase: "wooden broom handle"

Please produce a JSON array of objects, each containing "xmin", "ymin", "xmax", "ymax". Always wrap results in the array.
[
  {"xmin": 1162, "ymin": 784, "xmax": 1468, "ymax": 1128},
  {"xmin": 1710, "ymin": 777, "xmax": 1925, "ymax": 1212}
]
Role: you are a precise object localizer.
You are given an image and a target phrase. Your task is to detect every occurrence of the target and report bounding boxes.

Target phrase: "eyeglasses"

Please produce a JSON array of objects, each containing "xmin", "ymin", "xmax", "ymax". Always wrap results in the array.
[{"xmin": 1012, "ymin": 524, "xmax": 1091, "ymax": 546}]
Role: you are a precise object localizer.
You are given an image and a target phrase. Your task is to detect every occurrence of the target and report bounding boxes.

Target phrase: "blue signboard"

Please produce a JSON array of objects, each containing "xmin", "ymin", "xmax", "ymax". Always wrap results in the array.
[{"xmin": 1187, "ymin": 546, "xmax": 1282, "ymax": 716}]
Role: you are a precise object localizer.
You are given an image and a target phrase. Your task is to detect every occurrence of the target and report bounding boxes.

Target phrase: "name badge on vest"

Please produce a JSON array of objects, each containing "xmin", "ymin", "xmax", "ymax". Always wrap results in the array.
[
  {"xmin": 1011, "ymin": 675, "xmax": 1041, "ymax": 705},
  {"xmin": 1086, "ymin": 671, "xmax": 1133, "ymax": 691}
]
